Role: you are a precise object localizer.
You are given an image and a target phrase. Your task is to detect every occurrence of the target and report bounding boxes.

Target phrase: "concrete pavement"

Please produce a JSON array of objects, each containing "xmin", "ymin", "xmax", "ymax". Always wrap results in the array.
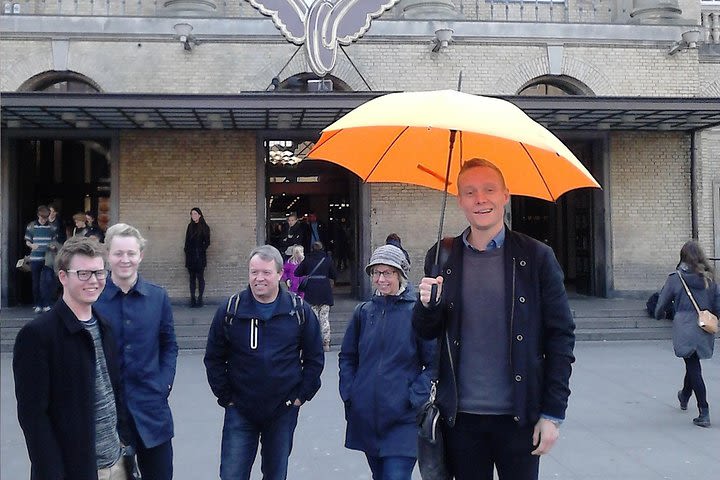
[{"xmin": 2, "ymin": 340, "xmax": 719, "ymax": 479}]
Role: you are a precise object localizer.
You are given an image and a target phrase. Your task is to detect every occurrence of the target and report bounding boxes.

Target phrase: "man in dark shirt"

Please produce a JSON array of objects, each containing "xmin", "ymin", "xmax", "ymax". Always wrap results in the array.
[
  {"xmin": 413, "ymin": 158, "xmax": 576, "ymax": 480},
  {"xmin": 13, "ymin": 236, "xmax": 130, "ymax": 480}
]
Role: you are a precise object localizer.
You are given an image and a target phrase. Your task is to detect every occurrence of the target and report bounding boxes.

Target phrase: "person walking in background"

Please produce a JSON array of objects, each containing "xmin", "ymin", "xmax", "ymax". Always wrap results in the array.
[
  {"xmin": 95, "ymin": 223, "xmax": 178, "ymax": 480},
  {"xmin": 72, "ymin": 212, "xmax": 90, "ymax": 237},
  {"xmin": 412, "ymin": 158, "xmax": 576, "ymax": 480},
  {"xmin": 48, "ymin": 202, "xmax": 67, "ymax": 243},
  {"xmin": 385, "ymin": 233, "xmax": 411, "ymax": 265},
  {"xmin": 24, "ymin": 205, "xmax": 57, "ymax": 313},
  {"xmin": 13, "ymin": 237, "xmax": 131, "ymax": 479},
  {"xmin": 296, "ymin": 241, "xmax": 337, "ymax": 352},
  {"xmin": 184, "ymin": 207, "xmax": 211, "ymax": 308},
  {"xmin": 85, "ymin": 211, "xmax": 105, "ymax": 242},
  {"xmin": 282, "ymin": 213, "xmax": 310, "ymax": 254},
  {"xmin": 282, "ymin": 244, "xmax": 305, "ymax": 298},
  {"xmin": 204, "ymin": 245, "xmax": 324, "ymax": 480},
  {"xmin": 655, "ymin": 240, "xmax": 719, "ymax": 428},
  {"xmin": 339, "ymin": 244, "xmax": 435, "ymax": 480}
]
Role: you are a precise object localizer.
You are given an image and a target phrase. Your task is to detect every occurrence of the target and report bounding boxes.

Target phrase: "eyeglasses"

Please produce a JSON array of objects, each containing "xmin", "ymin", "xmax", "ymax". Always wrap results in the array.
[
  {"xmin": 371, "ymin": 269, "xmax": 396, "ymax": 279},
  {"xmin": 65, "ymin": 269, "xmax": 109, "ymax": 281}
]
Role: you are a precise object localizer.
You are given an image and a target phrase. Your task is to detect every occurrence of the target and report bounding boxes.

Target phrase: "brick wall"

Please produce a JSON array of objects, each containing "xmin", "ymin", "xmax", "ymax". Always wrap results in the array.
[
  {"xmin": 610, "ymin": 132, "xmax": 692, "ymax": 291},
  {"xmin": 698, "ymin": 128, "xmax": 720, "ymax": 258},
  {"xmin": 117, "ymin": 130, "xmax": 257, "ymax": 299}
]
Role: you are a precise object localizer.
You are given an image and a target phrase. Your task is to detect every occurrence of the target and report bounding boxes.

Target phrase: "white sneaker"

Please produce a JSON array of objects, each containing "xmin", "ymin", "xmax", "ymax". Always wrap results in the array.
[
  {"xmin": 42, "ymin": 306, "xmax": 51, "ymax": 312},
  {"xmin": 33, "ymin": 306, "xmax": 42, "ymax": 313}
]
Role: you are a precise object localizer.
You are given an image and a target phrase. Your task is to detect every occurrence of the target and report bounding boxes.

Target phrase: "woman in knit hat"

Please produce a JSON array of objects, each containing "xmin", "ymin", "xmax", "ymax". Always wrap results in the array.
[{"xmin": 339, "ymin": 244, "xmax": 436, "ymax": 480}]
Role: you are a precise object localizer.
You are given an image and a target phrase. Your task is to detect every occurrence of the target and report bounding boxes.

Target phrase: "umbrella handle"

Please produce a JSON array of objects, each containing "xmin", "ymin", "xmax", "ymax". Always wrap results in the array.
[{"xmin": 429, "ymin": 263, "xmax": 441, "ymax": 307}]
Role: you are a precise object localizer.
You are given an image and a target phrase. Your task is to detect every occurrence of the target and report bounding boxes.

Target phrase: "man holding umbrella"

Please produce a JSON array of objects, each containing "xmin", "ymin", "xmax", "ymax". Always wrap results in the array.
[{"xmin": 412, "ymin": 158, "xmax": 576, "ymax": 480}]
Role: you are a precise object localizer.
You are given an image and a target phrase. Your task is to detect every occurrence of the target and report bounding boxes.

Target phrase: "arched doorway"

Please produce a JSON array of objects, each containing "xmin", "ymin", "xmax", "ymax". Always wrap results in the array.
[
  {"xmin": 7, "ymin": 72, "xmax": 112, "ymax": 305},
  {"xmin": 512, "ymin": 77, "xmax": 606, "ymax": 296}
]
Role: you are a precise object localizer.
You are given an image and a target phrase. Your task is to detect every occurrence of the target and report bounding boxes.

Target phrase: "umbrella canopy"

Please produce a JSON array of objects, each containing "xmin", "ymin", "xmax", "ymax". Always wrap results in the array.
[{"xmin": 307, "ymin": 90, "xmax": 600, "ymax": 201}]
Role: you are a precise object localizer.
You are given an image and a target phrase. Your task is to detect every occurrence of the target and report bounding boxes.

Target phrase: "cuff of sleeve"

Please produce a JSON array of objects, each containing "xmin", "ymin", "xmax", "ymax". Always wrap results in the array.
[{"xmin": 541, "ymin": 414, "xmax": 564, "ymax": 426}]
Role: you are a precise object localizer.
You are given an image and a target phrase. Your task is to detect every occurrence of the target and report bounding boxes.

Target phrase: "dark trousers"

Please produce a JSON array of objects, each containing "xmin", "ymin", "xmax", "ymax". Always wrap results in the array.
[
  {"xmin": 682, "ymin": 353, "xmax": 708, "ymax": 409},
  {"xmin": 444, "ymin": 413, "xmax": 539, "ymax": 480},
  {"xmin": 365, "ymin": 455, "xmax": 416, "ymax": 480},
  {"xmin": 189, "ymin": 268, "xmax": 205, "ymax": 299},
  {"xmin": 30, "ymin": 261, "xmax": 53, "ymax": 307},
  {"xmin": 128, "ymin": 411, "xmax": 173, "ymax": 480}
]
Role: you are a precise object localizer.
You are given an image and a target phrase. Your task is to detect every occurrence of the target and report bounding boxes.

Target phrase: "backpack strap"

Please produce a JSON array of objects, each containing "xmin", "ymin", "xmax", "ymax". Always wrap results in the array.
[
  {"xmin": 290, "ymin": 292, "xmax": 306, "ymax": 326},
  {"xmin": 223, "ymin": 293, "xmax": 241, "ymax": 342}
]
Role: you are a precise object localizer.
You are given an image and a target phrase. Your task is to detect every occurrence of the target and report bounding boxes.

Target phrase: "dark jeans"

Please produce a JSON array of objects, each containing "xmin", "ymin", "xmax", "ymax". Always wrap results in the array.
[
  {"xmin": 365, "ymin": 454, "xmax": 416, "ymax": 480},
  {"xmin": 189, "ymin": 268, "xmax": 205, "ymax": 299},
  {"xmin": 220, "ymin": 405, "xmax": 299, "ymax": 480},
  {"xmin": 444, "ymin": 413, "xmax": 539, "ymax": 480},
  {"xmin": 128, "ymin": 411, "xmax": 173, "ymax": 480},
  {"xmin": 682, "ymin": 353, "xmax": 708, "ymax": 409},
  {"xmin": 30, "ymin": 261, "xmax": 53, "ymax": 308}
]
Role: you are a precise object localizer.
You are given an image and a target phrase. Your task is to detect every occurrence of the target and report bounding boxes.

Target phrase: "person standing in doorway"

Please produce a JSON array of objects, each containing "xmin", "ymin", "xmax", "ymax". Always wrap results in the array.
[
  {"xmin": 412, "ymin": 158, "xmax": 576, "ymax": 480},
  {"xmin": 13, "ymin": 236, "xmax": 131, "ymax": 479},
  {"xmin": 48, "ymin": 202, "xmax": 67, "ymax": 243},
  {"xmin": 184, "ymin": 207, "xmax": 211, "ymax": 307},
  {"xmin": 655, "ymin": 240, "xmax": 719, "ymax": 428},
  {"xmin": 95, "ymin": 223, "xmax": 178, "ymax": 480},
  {"xmin": 296, "ymin": 241, "xmax": 337, "ymax": 351},
  {"xmin": 204, "ymin": 245, "xmax": 324, "ymax": 480},
  {"xmin": 282, "ymin": 213, "xmax": 309, "ymax": 254},
  {"xmin": 24, "ymin": 205, "xmax": 57, "ymax": 313}
]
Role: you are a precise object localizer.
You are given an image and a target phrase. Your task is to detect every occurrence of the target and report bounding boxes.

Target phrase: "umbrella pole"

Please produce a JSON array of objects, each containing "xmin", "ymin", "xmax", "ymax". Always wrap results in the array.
[{"xmin": 430, "ymin": 129, "xmax": 457, "ymax": 304}]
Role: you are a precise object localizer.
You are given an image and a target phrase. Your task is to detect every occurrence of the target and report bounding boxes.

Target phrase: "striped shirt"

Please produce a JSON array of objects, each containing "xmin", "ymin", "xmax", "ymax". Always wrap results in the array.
[
  {"xmin": 81, "ymin": 317, "xmax": 122, "ymax": 469},
  {"xmin": 24, "ymin": 220, "xmax": 56, "ymax": 263}
]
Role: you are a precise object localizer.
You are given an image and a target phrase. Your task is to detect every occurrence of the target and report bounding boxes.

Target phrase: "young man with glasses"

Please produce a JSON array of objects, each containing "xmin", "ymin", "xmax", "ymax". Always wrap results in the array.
[
  {"xmin": 95, "ymin": 223, "xmax": 178, "ymax": 480},
  {"xmin": 13, "ymin": 236, "xmax": 132, "ymax": 480}
]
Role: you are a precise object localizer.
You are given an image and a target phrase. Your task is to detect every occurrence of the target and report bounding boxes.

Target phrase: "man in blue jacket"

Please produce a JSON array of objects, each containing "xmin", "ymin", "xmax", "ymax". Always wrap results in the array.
[
  {"xmin": 413, "ymin": 158, "xmax": 576, "ymax": 480},
  {"xmin": 204, "ymin": 244, "xmax": 324, "ymax": 480},
  {"xmin": 95, "ymin": 223, "xmax": 178, "ymax": 480}
]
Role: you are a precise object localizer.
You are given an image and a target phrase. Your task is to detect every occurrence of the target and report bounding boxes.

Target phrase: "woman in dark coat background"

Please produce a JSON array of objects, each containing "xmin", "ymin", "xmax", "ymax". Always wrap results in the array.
[
  {"xmin": 184, "ymin": 207, "xmax": 211, "ymax": 307},
  {"xmin": 655, "ymin": 240, "xmax": 719, "ymax": 428},
  {"xmin": 295, "ymin": 241, "xmax": 336, "ymax": 351},
  {"xmin": 339, "ymin": 244, "xmax": 435, "ymax": 480}
]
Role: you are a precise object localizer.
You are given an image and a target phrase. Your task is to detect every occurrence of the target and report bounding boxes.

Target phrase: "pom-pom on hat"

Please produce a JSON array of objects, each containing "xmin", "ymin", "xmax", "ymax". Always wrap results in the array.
[{"xmin": 365, "ymin": 244, "xmax": 410, "ymax": 280}]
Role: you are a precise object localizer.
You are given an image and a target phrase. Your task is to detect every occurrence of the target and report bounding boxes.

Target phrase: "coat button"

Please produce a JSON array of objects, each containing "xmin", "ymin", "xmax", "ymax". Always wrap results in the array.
[
  {"xmin": 453, "ymin": 340, "xmax": 460, "ymax": 346},
  {"xmin": 449, "ymin": 302, "xmax": 454, "ymax": 309},
  {"xmin": 519, "ymin": 296, "xmax": 526, "ymax": 303},
  {"xmin": 516, "ymin": 334, "xmax": 523, "ymax": 341},
  {"xmin": 446, "ymin": 268, "xmax": 452, "ymax": 275},
  {"xmin": 515, "ymin": 374, "xmax": 522, "ymax": 382},
  {"xmin": 519, "ymin": 260, "xmax": 527, "ymax": 267},
  {"xmin": 125, "ymin": 344, "xmax": 132, "ymax": 350}
]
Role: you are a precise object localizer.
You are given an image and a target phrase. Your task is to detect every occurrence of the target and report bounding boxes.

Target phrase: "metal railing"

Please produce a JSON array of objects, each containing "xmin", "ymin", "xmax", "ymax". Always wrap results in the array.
[{"xmin": 701, "ymin": 5, "xmax": 720, "ymax": 43}]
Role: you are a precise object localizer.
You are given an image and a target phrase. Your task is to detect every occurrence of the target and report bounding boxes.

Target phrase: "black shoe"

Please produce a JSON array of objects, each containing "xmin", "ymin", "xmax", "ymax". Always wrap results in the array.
[
  {"xmin": 190, "ymin": 297, "xmax": 197, "ymax": 308},
  {"xmin": 197, "ymin": 297, "xmax": 204, "ymax": 308},
  {"xmin": 693, "ymin": 407, "xmax": 711, "ymax": 428},
  {"xmin": 678, "ymin": 390, "xmax": 689, "ymax": 411}
]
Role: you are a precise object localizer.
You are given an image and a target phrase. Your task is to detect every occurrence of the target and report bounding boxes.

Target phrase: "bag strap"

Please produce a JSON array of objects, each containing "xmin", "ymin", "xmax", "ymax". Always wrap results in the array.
[
  {"xmin": 677, "ymin": 271, "xmax": 702, "ymax": 315},
  {"xmin": 223, "ymin": 291, "xmax": 305, "ymax": 343},
  {"xmin": 290, "ymin": 292, "xmax": 306, "ymax": 326},
  {"xmin": 305, "ymin": 256, "xmax": 325, "ymax": 278}
]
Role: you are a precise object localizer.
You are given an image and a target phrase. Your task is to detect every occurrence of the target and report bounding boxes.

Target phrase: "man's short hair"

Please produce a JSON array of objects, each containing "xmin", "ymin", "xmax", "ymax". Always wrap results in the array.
[
  {"xmin": 249, "ymin": 245, "xmax": 283, "ymax": 273},
  {"xmin": 105, "ymin": 223, "xmax": 147, "ymax": 251},
  {"xmin": 55, "ymin": 236, "xmax": 106, "ymax": 273},
  {"xmin": 458, "ymin": 158, "xmax": 507, "ymax": 189},
  {"xmin": 37, "ymin": 205, "xmax": 50, "ymax": 218},
  {"xmin": 311, "ymin": 241, "xmax": 324, "ymax": 252}
]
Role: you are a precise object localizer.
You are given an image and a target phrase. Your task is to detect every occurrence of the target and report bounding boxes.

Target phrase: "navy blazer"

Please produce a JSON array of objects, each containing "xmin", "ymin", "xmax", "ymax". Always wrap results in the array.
[
  {"xmin": 13, "ymin": 299, "xmax": 130, "ymax": 480},
  {"xmin": 412, "ymin": 228, "xmax": 576, "ymax": 427},
  {"xmin": 95, "ymin": 275, "xmax": 178, "ymax": 448}
]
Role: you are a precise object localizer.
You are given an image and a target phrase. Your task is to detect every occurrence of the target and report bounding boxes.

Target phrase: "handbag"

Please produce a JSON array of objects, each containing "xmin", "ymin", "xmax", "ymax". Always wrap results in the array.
[
  {"xmin": 298, "ymin": 257, "xmax": 325, "ymax": 293},
  {"xmin": 16, "ymin": 256, "xmax": 31, "ymax": 273},
  {"xmin": 121, "ymin": 445, "xmax": 142, "ymax": 480},
  {"xmin": 678, "ymin": 271, "xmax": 719, "ymax": 335},
  {"xmin": 417, "ymin": 381, "xmax": 450, "ymax": 480}
]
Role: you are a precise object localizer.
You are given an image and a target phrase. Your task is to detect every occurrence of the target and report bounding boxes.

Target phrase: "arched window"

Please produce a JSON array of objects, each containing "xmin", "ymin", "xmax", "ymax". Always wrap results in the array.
[
  {"xmin": 19, "ymin": 71, "xmax": 101, "ymax": 93},
  {"xmin": 518, "ymin": 76, "xmax": 590, "ymax": 96}
]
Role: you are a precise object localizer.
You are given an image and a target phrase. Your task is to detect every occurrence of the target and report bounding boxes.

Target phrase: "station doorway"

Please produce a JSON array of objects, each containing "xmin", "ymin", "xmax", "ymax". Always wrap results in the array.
[
  {"xmin": 5, "ymin": 136, "xmax": 112, "ymax": 305},
  {"xmin": 510, "ymin": 139, "xmax": 606, "ymax": 296},
  {"xmin": 263, "ymin": 139, "xmax": 361, "ymax": 295}
]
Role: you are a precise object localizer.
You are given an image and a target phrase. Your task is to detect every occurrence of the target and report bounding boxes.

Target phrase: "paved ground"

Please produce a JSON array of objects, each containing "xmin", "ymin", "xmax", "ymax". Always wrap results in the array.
[{"xmin": 2, "ymin": 340, "xmax": 719, "ymax": 479}]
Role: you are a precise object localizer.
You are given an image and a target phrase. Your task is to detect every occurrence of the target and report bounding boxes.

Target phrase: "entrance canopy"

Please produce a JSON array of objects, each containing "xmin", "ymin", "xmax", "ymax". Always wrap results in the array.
[{"xmin": 2, "ymin": 92, "xmax": 719, "ymax": 132}]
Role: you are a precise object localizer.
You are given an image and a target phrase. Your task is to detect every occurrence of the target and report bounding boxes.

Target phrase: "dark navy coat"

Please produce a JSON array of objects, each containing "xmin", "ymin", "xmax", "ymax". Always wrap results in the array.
[
  {"xmin": 339, "ymin": 288, "xmax": 435, "ymax": 457},
  {"xmin": 412, "ymin": 229, "xmax": 576, "ymax": 428},
  {"xmin": 295, "ymin": 251, "xmax": 337, "ymax": 306},
  {"xmin": 13, "ymin": 300, "xmax": 131, "ymax": 480},
  {"xmin": 204, "ymin": 288, "xmax": 325, "ymax": 423},
  {"xmin": 95, "ymin": 275, "xmax": 178, "ymax": 448}
]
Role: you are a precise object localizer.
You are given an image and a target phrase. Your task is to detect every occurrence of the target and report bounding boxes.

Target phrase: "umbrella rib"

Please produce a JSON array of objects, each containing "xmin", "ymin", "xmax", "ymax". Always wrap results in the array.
[
  {"xmin": 519, "ymin": 142, "xmax": 556, "ymax": 202},
  {"xmin": 310, "ymin": 129, "xmax": 342, "ymax": 152},
  {"xmin": 364, "ymin": 126, "xmax": 410, "ymax": 182}
]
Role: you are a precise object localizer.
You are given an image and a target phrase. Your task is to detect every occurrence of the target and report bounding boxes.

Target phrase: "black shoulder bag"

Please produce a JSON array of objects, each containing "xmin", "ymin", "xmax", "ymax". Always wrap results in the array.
[{"xmin": 298, "ymin": 257, "xmax": 325, "ymax": 293}]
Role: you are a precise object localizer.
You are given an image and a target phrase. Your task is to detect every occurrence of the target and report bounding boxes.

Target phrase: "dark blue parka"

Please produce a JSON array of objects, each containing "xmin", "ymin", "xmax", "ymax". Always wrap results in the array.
[
  {"xmin": 412, "ymin": 229, "xmax": 576, "ymax": 428},
  {"xmin": 204, "ymin": 287, "xmax": 324, "ymax": 423},
  {"xmin": 339, "ymin": 288, "xmax": 435, "ymax": 457}
]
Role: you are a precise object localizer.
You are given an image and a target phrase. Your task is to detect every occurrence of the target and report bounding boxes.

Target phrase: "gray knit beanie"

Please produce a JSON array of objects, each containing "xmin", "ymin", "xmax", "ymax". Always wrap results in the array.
[{"xmin": 365, "ymin": 244, "xmax": 410, "ymax": 280}]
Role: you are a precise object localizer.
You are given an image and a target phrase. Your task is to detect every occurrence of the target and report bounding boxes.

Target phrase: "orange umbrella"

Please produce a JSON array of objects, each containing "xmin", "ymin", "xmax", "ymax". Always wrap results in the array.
[
  {"xmin": 307, "ymin": 90, "xmax": 601, "ymax": 276},
  {"xmin": 308, "ymin": 90, "xmax": 599, "ymax": 200}
]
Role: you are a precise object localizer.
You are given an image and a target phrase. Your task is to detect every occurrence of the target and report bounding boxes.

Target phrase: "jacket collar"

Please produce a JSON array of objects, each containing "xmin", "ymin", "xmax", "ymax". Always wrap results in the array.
[
  {"xmin": 103, "ymin": 274, "xmax": 149, "ymax": 298},
  {"xmin": 236, "ymin": 286, "xmax": 296, "ymax": 317},
  {"xmin": 55, "ymin": 298, "xmax": 107, "ymax": 334}
]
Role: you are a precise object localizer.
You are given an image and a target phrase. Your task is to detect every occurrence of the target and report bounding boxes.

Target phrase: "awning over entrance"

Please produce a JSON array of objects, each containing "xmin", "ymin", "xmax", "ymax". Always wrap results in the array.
[{"xmin": 2, "ymin": 92, "xmax": 719, "ymax": 132}]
